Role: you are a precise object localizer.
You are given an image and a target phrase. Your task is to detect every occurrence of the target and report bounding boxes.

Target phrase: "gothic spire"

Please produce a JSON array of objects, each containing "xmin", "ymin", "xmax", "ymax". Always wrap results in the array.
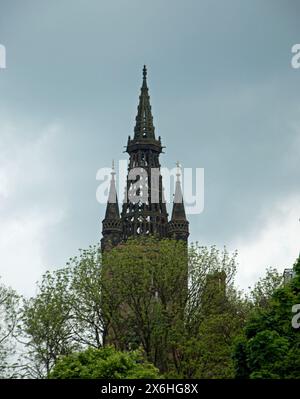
[
  {"xmin": 171, "ymin": 162, "xmax": 187, "ymax": 222},
  {"xmin": 101, "ymin": 161, "xmax": 123, "ymax": 252},
  {"xmin": 122, "ymin": 67, "xmax": 167, "ymax": 240},
  {"xmin": 104, "ymin": 161, "xmax": 120, "ymax": 219},
  {"xmin": 168, "ymin": 162, "xmax": 189, "ymax": 242},
  {"xmin": 133, "ymin": 65, "xmax": 155, "ymax": 140}
]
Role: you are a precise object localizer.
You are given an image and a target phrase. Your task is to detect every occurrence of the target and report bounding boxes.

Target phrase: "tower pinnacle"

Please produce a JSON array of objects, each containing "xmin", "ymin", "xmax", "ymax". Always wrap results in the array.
[
  {"xmin": 143, "ymin": 65, "xmax": 147, "ymax": 83},
  {"xmin": 101, "ymin": 161, "xmax": 122, "ymax": 252},
  {"xmin": 168, "ymin": 162, "xmax": 189, "ymax": 242},
  {"xmin": 133, "ymin": 65, "xmax": 155, "ymax": 140}
]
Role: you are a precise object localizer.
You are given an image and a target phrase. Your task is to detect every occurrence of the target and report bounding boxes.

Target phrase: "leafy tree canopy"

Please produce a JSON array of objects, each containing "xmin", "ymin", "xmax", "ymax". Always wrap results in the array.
[
  {"xmin": 233, "ymin": 256, "xmax": 300, "ymax": 379},
  {"xmin": 49, "ymin": 346, "xmax": 160, "ymax": 379}
]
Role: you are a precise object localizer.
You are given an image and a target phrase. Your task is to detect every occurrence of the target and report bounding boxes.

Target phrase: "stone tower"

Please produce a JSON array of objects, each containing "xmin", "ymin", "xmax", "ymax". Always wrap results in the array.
[{"xmin": 101, "ymin": 66, "xmax": 189, "ymax": 251}]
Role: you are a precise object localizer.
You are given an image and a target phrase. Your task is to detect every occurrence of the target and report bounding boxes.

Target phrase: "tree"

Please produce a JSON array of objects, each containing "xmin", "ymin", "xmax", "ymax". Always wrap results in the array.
[
  {"xmin": 176, "ymin": 245, "xmax": 248, "ymax": 378},
  {"xmin": 248, "ymin": 267, "xmax": 283, "ymax": 309},
  {"xmin": 21, "ymin": 268, "xmax": 76, "ymax": 378},
  {"xmin": 102, "ymin": 239, "xmax": 245, "ymax": 378},
  {"xmin": 21, "ymin": 245, "xmax": 105, "ymax": 378},
  {"xmin": 101, "ymin": 237, "xmax": 188, "ymax": 373},
  {"xmin": 49, "ymin": 346, "xmax": 160, "ymax": 379},
  {"xmin": 0, "ymin": 278, "xmax": 20, "ymax": 378},
  {"xmin": 233, "ymin": 256, "xmax": 300, "ymax": 379},
  {"xmin": 20, "ymin": 238, "xmax": 249, "ymax": 378},
  {"xmin": 67, "ymin": 245, "xmax": 105, "ymax": 349}
]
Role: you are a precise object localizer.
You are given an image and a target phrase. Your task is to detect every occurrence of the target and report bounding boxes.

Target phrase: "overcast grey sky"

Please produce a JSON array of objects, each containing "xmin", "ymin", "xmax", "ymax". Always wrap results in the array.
[{"xmin": 0, "ymin": 0, "xmax": 299, "ymax": 296}]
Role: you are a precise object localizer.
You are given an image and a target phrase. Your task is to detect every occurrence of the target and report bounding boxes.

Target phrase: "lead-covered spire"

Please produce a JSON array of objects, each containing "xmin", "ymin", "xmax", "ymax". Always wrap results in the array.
[
  {"xmin": 104, "ymin": 161, "xmax": 120, "ymax": 219},
  {"xmin": 101, "ymin": 161, "xmax": 123, "ymax": 252},
  {"xmin": 168, "ymin": 162, "xmax": 189, "ymax": 242},
  {"xmin": 133, "ymin": 65, "xmax": 155, "ymax": 140},
  {"xmin": 171, "ymin": 162, "xmax": 187, "ymax": 221}
]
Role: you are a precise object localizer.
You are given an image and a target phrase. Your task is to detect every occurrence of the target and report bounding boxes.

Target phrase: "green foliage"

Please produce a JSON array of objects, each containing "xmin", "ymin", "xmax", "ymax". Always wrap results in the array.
[
  {"xmin": 179, "ymin": 314, "xmax": 238, "ymax": 378},
  {"xmin": 177, "ymin": 245, "xmax": 247, "ymax": 379},
  {"xmin": 248, "ymin": 268, "xmax": 283, "ymax": 309},
  {"xmin": 233, "ymin": 256, "xmax": 300, "ymax": 379},
  {"xmin": 101, "ymin": 238, "xmax": 245, "ymax": 378},
  {"xmin": 67, "ymin": 245, "xmax": 104, "ymax": 349},
  {"xmin": 0, "ymin": 278, "xmax": 20, "ymax": 378},
  {"xmin": 101, "ymin": 237, "xmax": 188, "ymax": 373},
  {"xmin": 21, "ymin": 245, "xmax": 105, "ymax": 377},
  {"xmin": 16, "ymin": 238, "xmax": 298, "ymax": 379},
  {"xmin": 21, "ymin": 268, "xmax": 76, "ymax": 377},
  {"xmin": 19, "ymin": 238, "xmax": 244, "ymax": 379},
  {"xmin": 247, "ymin": 330, "xmax": 289, "ymax": 378},
  {"xmin": 49, "ymin": 346, "xmax": 160, "ymax": 379}
]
